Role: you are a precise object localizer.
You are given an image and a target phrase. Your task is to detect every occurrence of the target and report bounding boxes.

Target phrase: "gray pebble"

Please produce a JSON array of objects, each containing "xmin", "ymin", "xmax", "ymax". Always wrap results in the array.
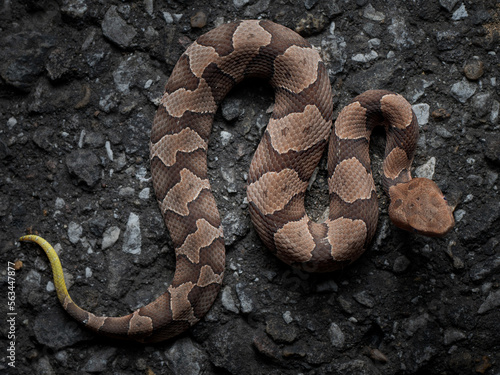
[
  {"xmin": 83, "ymin": 348, "xmax": 117, "ymax": 373},
  {"xmin": 451, "ymin": 4, "xmax": 468, "ymax": 20},
  {"xmin": 439, "ymin": 0, "xmax": 459, "ymax": 12},
  {"xmin": 165, "ymin": 337, "xmax": 209, "ymax": 375},
  {"xmin": 415, "ymin": 157, "xmax": 436, "ymax": 179},
  {"xmin": 266, "ymin": 316, "xmax": 298, "ymax": 343},
  {"xmin": 122, "ymin": 212, "xmax": 141, "ymax": 254},
  {"xmin": 353, "ymin": 290, "xmax": 375, "ymax": 308},
  {"xmin": 444, "ymin": 328, "xmax": 466, "ymax": 345},
  {"xmin": 363, "ymin": 4, "xmax": 385, "ymax": 22},
  {"xmin": 478, "ymin": 290, "xmax": 500, "ymax": 314},
  {"xmin": 393, "ymin": 255, "xmax": 411, "ymax": 273},
  {"xmin": 68, "ymin": 221, "xmax": 83, "ymax": 244},
  {"xmin": 102, "ymin": 226, "xmax": 120, "ymax": 250},
  {"xmin": 412, "ymin": 103, "xmax": 430, "ymax": 125},
  {"xmin": 450, "ymin": 79, "xmax": 476, "ymax": 103},
  {"xmin": 472, "ymin": 92, "xmax": 492, "ymax": 118},
  {"xmin": 221, "ymin": 286, "xmax": 239, "ymax": 313},
  {"xmin": 328, "ymin": 322, "xmax": 345, "ymax": 349},
  {"xmin": 222, "ymin": 97, "xmax": 243, "ymax": 121},
  {"xmin": 102, "ymin": 6, "xmax": 137, "ymax": 49},
  {"xmin": 233, "ymin": 0, "xmax": 250, "ymax": 9},
  {"xmin": 37, "ymin": 357, "xmax": 56, "ymax": 375},
  {"xmin": 235, "ymin": 283, "xmax": 254, "ymax": 313},
  {"xmin": 66, "ymin": 149, "xmax": 102, "ymax": 187}
]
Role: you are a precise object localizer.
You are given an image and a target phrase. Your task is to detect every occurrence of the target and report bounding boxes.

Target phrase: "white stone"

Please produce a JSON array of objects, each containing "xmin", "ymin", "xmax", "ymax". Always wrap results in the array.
[
  {"xmin": 412, "ymin": 103, "xmax": 430, "ymax": 126},
  {"xmin": 415, "ymin": 157, "xmax": 436, "ymax": 179}
]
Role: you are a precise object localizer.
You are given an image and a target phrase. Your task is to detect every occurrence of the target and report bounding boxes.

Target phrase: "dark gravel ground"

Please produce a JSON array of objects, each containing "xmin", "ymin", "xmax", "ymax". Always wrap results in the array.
[{"xmin": 1, "ymin": 0, "xmax": 500, "ymax": 374}]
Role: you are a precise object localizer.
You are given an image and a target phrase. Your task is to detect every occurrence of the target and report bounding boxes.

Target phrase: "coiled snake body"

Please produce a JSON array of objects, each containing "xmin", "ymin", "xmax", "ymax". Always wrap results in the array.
[{"xmin": 20, "ymin": 20, "xmax": 454, "ymax": 343}]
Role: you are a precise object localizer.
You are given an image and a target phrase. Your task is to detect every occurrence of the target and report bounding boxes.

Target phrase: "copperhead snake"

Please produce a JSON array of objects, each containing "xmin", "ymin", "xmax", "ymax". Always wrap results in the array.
[{"xmin": 20, "ymin": 20, "xmax": 455, "ymax": 343}]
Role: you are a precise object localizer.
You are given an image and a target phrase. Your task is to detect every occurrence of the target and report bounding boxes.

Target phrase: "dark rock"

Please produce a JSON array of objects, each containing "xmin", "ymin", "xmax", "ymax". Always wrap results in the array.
[
  {"xmin": 345, "ymin": 59, "xmax": 399, "ymax": 94},
  {"xmin": 484, "ymin": 134, "xmax": 500, "ymax": 165},
  {"xmin": 101, "ymin": 5, "xmax": 137, "ymax": 49},
  {"xmin": 34, "ymin": 309, "xmax": 93, "ymax": 350},
  {"xmin": 60, "ymin": 0, "xmax": 88, "ymax": 19},
  {"xmin": 65, "ymin": 149, "xmax": 102, "ymax": 187},
  {"xmin": 0, "ymin": 31, "xmax": 56, "ymax": 91},
  {"xmin": 436, "ymin": 30, "xmax": 460, "ymax": 51},
  {"xmin": 253, "ymin": 332, "xmax": 281, "ymax": 361},
  {"xmin": 0, "ymin": 138, "xmax": 12, "ymax": 160},
  {"xmin": 165, "ymin": 337, "xmax": 209, "ymax": 375},
  {"xmin": 83, "ymin": 348, "xmax": 117, "ymax": 373},
  {"xmin": 265, "ymin": 316, "xmax": 298, "ymax": 343},
  {"xmin": 32, "ymin": 127, "xmax": 55, "ymax": 151},
  {"xmin": 207, "ymin": 319, "xmax": 256, "ymax": 374},
  {"xmin": 304, "ymin": 0, "xmax": 319, "ymax": 10},
  {"xmin": 45, "ymin": 48, "xmax": 81, "ymax": 81}
]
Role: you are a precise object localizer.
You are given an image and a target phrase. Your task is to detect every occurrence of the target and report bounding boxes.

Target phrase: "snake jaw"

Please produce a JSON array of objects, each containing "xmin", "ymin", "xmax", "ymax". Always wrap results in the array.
[{"xmin": 388, "ymin": 178, "xmax": 455, "ymax": 237}]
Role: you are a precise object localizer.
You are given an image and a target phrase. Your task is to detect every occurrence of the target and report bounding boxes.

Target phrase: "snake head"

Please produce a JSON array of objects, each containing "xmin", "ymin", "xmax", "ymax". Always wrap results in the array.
[{"xmin": 388, "ymin": 178, "xmax": 455, "ymax": 237}]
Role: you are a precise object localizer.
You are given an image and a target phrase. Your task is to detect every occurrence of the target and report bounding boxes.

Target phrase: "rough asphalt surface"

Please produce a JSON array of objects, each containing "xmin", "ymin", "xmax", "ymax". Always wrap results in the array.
[{"xmin": 1, "ymin": 0, "xmax": 500, "ymax": 374}]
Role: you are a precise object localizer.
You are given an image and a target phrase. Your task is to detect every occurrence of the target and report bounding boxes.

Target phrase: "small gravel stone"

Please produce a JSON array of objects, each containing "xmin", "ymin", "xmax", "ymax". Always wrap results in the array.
[
  {"xmin": 450, "ymin": 79, "xmax": 476, "ymax": 103},
  {"xmin": 266, "ymin": 316, "xmax": 298, "ymax": 343},
  {"xmin": 190, "ymin": 11, "xmax": 207, "ymax": 28},
  {"xmin": 436, "ymin": 30, "xmax": 460, "ymax": 51},
  {"xmin": 415, "ymin": 157, "xmax": 436, "ymax": 179},
  {"xmin": 37, "ymin": 357, "xmax": 56, "ymax": 375},
  {"xmin": 304, "ymin": 0, "xmax": 319, "ymax": 10},
  {"xmin": 444, "ymin": 328, "xmax": 466, "ymax": 345},
  {"xmin": 439, "ymin": 0, "xmax": 459, "ymax": 12},
  {"xmin": 220, "ymin": 131, "xmax": 233, "ymax": 147},
  {"xmin": 478, "ymin": 290, "xmax": 500, "ymax": 314},
  {"xmin": 393, "ymin": 255, "xmax": 411, "ymax": 273},
  {"xmin": 222, "ymin": 97, "xmax": 243, "ymax": 121},
  {"xmin": 221, "ymin": 286, "xmax": 239, "ymax": 313},
  {"xmin": 435, "ymin": 126, "xmax": 453, "ymax": 139},
  {"xmin": 315, "ymin": 279, "xmax": 338, "ymax": 293},
  {"xmin": 451, "ymin": 4, "xmax": 468, "ymax": 20},
  {"xmin": 328, "ymin": 322, "xmax": 345, "ymax": 349},
  {"xmin": 102, "ymin": 6, "xmax": 137, "ymax": 49},
  {"xmin": 352, "ymin": 51, "xmax": 378, "ymax": 63},
  {"xmin": 233, "ymin": 0, "xmax": 250, "ymax": 8},
  {"xmin": 363, "ymin": 4, "xmax": 385, "ymax": 22},
  {"xmin": 235, "ymin": 283, "xmax": 254, "ymax": 313},
  {"xmin": 165, "ymin": 337, "xmax": 208, "ymax": 375},
  {"xmin": 283, "ymin": 311, "xmax": 293, "ymax": 324},
  {"xmin": 66, "ymin": 149, "xmax": 101, "ymax": 188},
  {"xmin": 122, "ymin": 212, "xmax": 141, "ymax": 254},
  {"xmin": 484, "ymin": 135, "xmax": 500, "ymax": 165},
  {"xmin": 454, "ymin": 209, "xmax": 466, "ymax": 222},
  {"xmin": 138, "ymin": 187, "xmax": 149, "ymax": 200},
  {"xmin": 83, "ymin": 348, "xmax": 117, "ymax": 373},
  {"xmin": 102, "ymin": 226, "xmax": 120, "ymax": 250},
  {"xmin": 353, "ymin": 291, "xmax": 375, "ymax": 308},
  {"xmin": 68, "ymin": 221, "xmax": 83, "ymax": 244},
  {"xmin": 7, "ymin": 117, "xmax": 17, "ymax": 129},
  {"xmin": 55, "ymin": 197, "xmax": 66, "ymax": 210},
  {"xmin": 412, "ymin": 103, "xmax": 430, "ymax": 126},
  {"xmin": 463, "ymin": 58, "xmax": 484, "ymax": 80},
  {"xmin": 471, "ymin": 92, "xmax": 492, "ymax": 118}
]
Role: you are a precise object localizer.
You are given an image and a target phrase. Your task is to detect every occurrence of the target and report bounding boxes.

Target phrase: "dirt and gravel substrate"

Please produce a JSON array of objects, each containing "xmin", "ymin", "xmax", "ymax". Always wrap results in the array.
[{"xmin": 1, "ymin": 0, "xmax": 500, "ymax": 374}]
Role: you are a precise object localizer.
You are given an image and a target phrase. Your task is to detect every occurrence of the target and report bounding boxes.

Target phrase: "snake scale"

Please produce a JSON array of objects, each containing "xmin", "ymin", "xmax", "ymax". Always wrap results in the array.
[{"xmin": 20, "ymin": 20, "xmax": 454, "ymax": 343}]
